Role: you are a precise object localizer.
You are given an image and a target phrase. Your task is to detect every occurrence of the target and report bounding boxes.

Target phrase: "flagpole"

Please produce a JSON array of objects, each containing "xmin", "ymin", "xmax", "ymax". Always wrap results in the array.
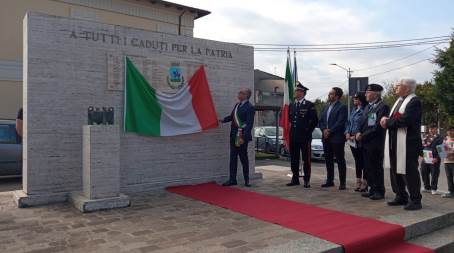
[
  {"xmin": 300, "ymin": 52, "xmax": 303, "ymax": 84},
  {"xmin": 123, "ymin": 56, "xmax": 127, "ymax": 132},
  {"xmin": 293, "ymin": 50, "xmax": 298, "ymax": 86}
]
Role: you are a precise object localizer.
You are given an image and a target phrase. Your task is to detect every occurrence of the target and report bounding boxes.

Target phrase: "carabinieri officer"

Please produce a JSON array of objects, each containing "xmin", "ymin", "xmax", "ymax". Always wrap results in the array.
[{"xmin": 287, "ymin": 83, "xmax": 318, "ymax": 188}]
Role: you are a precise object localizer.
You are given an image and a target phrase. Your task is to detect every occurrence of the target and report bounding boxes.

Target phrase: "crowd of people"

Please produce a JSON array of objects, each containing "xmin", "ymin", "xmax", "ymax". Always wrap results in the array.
[{"xmin": 219, "ymin": 78, "xmax": 454, "ymax": 212}]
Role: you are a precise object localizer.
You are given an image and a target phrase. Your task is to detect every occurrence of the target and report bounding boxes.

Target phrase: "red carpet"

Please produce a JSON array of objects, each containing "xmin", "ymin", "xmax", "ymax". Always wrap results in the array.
[{"xmin": 167, "ymin": 182, "xmax": 433, "ymax": 253}]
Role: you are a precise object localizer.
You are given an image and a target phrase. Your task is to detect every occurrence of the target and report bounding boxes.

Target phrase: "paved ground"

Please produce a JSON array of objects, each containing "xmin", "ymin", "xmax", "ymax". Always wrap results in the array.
[{"xmin": 0, "ymin": 152, "xmax": 453, "ymax": 253}]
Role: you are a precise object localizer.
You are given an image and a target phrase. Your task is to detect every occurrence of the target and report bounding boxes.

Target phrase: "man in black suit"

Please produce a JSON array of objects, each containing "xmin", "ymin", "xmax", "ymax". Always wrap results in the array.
[
  {"xmin": 356, "ymin": 84, "xmax": 390, "ymax": 200},
  {"xmin": 220, "ymin": 88, "xmax": 255, "ymax": 187},
  {"xmin": 287, "ymin": 83, "xmax": 318, "ymax": 188},
  {"xmin": 319, "ymin": 87, "xmax": 348, "ymax": 190},
  {"xmin": 380, "ymin": 78, "xmax": 423, "ymax": 210}
]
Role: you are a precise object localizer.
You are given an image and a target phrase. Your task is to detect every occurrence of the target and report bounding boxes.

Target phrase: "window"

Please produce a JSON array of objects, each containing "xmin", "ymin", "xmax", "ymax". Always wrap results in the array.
[
  {"xmin": 312, "ymin": 128, "xmax": 323, "ymax": 139},
  {"xmin": 264, "ymin": 127, "xmax": 283, "ymax": 137},
  {"xmin": 0, "ymin": 124, "xmax": 18, "ymax": 144}
]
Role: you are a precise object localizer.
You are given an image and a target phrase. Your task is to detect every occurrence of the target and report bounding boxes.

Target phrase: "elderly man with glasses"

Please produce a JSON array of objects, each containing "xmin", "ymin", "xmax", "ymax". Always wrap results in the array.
[{"xmin": 380, "ymin": 78, "xmax": 423, "ymax": 211}]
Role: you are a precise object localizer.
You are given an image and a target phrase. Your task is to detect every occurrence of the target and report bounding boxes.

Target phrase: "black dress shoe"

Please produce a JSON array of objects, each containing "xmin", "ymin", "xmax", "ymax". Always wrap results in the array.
[
  {"xmin": 387, "ymin": 198, "xmax": 408, "ymax": 206},
  {"xmin": 404, "ymin": 201, "xmax": 422, "ymax": 211},
  {"xmin": 222, "ymin": 181, "xmax": 237, "ymax": 186},
  {"xmin": 339, "ymin": 184, "xmax": 346, "ymax": 190},
  {"xmin": 369, "ymin": 193, "xmax": 384, "ymax": 200},
  {"xmin": 303, "ymin": 182, "xmax": 311, "ymax": 188},
  {"xmin": 244, "ymin": 183, "xmax": 251, "ymax": 187},
  {"xmin": 361, "ymin": 191, "xmax": 373, "ymax": 198},
  {"xmin": 286, "ymin": 182, "xmax": 300, "ymax": 186},
  {"xmin": 321, "ymin": 182, "xmax": 335, "ymax": 188}
]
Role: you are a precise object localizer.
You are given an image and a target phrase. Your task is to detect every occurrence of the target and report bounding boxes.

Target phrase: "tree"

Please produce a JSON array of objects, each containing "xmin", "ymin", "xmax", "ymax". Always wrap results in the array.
[
  {"xmin": 382, "ymin": 82, "xmax": 398, "ymax": 108},
  {"xmin": 313, "ymin": 98, "xmax": 326, "ymax": 117},
  {"xmin": 415, "ymin": 81, "xmax": 442, "ymax": 126},
  {"xmin": 433, "ymin": 32, "xmax": 454, "ymax": 127}
]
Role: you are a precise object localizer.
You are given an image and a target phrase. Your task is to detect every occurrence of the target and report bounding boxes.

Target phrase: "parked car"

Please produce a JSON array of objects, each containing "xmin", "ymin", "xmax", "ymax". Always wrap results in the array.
[
  {"xmin": 309, "ymin": 128, "xmax": 324, "ymax": 160},
  {"xmin": 254, "ymin": 126, "xmax": 283, "ymax": 153},
  {"xmin": 0, "ymin": 120, "xmax": 22, "ymax": 177},
  {"xmin": 278, "ymin": 127, "xmax": 325, "ymax": 160}
]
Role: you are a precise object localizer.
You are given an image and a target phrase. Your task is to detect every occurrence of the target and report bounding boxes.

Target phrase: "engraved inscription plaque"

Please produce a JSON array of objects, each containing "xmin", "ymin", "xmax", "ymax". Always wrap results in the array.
[
  {"xmin": 107, "ymin": 53, "xmax": 154, "ymax": 91},
  {"xmin": 107, "ymin": 53, "xmax": 123, "ymax": 90}
]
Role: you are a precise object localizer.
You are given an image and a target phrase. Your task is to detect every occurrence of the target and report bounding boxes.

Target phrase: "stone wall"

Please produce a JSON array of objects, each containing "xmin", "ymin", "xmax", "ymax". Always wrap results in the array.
[{"xmin": 22, "ymin": 12, "xmax": 255, "ymax": 199}]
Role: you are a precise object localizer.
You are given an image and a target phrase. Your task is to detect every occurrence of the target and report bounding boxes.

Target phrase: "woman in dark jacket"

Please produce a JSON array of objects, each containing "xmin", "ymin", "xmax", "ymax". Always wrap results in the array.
[{"xmin": 345, "ymin": 92, "xmax": 367, "ymax": 191}]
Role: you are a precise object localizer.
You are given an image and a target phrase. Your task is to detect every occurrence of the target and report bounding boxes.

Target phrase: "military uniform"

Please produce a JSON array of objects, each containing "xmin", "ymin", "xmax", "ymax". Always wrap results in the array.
[
  {"xmin": 359, "ymin": 84, "xmax": 390, "ymax": 200},
  {"xmin": 288, "ymin": 84, "xmax": 318, "ymax": 187}
]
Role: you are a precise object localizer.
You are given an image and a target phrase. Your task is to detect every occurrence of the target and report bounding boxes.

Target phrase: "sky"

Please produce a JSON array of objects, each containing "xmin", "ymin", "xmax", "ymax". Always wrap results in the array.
[{"xmin": 173, "ymin": 0, "xmax": 453, "ymax": 100}]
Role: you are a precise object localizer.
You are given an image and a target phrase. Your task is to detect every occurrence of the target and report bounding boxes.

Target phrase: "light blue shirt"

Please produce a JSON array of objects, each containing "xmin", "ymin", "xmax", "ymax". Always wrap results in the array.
[{"xmin": 326, "ymin": 101, "xmax": 338, "ymax": 128}]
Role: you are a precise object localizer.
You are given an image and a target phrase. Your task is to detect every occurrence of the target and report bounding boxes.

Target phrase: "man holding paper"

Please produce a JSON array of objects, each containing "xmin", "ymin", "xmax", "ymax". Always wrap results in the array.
[
  {"xmin": 380, "ymin": 78, "xmax": 423, "ymax": 211},
  {"xmin": 420, "ymin": 124, "xmax": 444, "ymax": 195}
]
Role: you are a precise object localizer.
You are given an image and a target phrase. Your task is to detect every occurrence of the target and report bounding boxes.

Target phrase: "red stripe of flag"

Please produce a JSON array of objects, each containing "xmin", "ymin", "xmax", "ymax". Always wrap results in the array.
[{"xmin": 188, "ymin": 65, "xmax": 219, "ymax": 130}]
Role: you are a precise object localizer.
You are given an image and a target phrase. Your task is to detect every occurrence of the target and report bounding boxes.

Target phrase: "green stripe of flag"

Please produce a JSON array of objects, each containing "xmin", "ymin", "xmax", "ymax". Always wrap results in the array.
[{"xmin": 124, "ymin": 57, "xmax": 162, "ymax": 136}]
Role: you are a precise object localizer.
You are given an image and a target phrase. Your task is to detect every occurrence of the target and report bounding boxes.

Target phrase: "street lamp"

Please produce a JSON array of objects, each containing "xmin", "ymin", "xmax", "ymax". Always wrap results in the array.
[{"xmin": 330, "ymin": 63, "xmax": 353, "ymax": 116}]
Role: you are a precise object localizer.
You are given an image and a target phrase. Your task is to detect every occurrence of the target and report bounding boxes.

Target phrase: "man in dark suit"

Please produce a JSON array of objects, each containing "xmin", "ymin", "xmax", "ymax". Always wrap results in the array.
[
  {"xmin": 220, "ymin": 88, "xmax": 255, "ymax": 187},
  {"xmin": 319, "ymin": 87, "xmax": 348, "ymax": 190},
  {"xmin": 287, "ymin": 83, "xmax": 318, "ymax": 188},
  {"xmin": 381, "ymin": 78, "xmax": 423, "ymax": 210},
  {"xmin": 356, "ymin": 84, "xmax": 390, "ymax": 200}
]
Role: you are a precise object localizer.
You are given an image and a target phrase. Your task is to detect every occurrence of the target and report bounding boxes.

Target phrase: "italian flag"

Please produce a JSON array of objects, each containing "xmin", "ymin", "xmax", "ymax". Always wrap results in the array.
[
  {"xmin": 279, "ymin": 51, "xmax": 294, "ymax": 149},
  {"xmin": 124, "ymin": 57, "xmax": 218, "ymax": 136}
]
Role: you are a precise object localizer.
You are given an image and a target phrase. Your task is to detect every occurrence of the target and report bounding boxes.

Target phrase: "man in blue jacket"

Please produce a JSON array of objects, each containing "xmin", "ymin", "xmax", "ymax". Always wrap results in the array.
[
  {"xmin": 319, "ymin": 87, "xmax": 348, "ymax": 190},
  {"xmin": 220, "ymin": 88, "xmax": 255, "ymax": 187}
]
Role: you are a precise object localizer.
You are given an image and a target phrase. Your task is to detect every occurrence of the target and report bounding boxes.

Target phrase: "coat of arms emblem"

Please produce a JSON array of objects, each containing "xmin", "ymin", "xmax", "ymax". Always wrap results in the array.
[{"xmin": 167, "ymin": 63, "xmax": 185, "ymax": 89}]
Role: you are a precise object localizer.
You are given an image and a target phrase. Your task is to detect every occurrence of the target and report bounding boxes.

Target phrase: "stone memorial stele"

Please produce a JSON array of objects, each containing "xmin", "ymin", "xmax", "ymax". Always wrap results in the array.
[{"xmin": 14, "ymin": 12, "xmax": 261, "ymax": 211}]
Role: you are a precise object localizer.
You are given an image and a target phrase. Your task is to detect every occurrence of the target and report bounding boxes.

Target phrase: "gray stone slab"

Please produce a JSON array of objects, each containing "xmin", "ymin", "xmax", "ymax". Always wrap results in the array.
[
  {"xmin": 409, "ymin": 224, "xmax": 454, "ymax": 253},
  {"xmin": 13, "ymin": 190, "xmax": 68, "ymax": 207},
  {"xmin": 255, "ymin": 238, "xmax": 342, "ymax": 253},
  {"xmin": 382, "ymin": 211, "xmax": 454, "ymax": 240},
  {"xmin": 83, "ymin": 125, "xmax": 121, "ymax": 200},
  {"xmin": 69, "ymin": 192, "xmax": 130, "ymax": 213}
]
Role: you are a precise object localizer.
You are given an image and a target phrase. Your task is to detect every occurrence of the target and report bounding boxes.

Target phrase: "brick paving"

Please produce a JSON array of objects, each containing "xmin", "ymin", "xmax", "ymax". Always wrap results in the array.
[{"xmin": 0, "ymin": 158, "xmax": 453, "ymax": 253}]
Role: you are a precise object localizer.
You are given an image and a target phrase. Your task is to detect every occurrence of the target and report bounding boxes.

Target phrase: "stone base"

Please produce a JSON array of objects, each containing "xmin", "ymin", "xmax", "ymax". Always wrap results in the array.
[
  {"xmin": 13, "ymin": 190, "xmax": 68, "ymax": 208},
  {"xmin": 70, "ymin": 192, "xmax": 130, "ymax": 213}
]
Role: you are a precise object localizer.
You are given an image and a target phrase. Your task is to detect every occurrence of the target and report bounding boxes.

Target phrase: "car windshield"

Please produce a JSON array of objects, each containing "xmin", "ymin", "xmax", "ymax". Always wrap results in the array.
[
  {"xmin": 0, "ymin": 124, "xmax": 18, "ymax": 144},
  {"xmin": 264, "ymin": 128, "xmax": 283, "ymax": 136},
  {"xmin": 312, "ymin": 128, "xmax": 322, "ymax": 139}
]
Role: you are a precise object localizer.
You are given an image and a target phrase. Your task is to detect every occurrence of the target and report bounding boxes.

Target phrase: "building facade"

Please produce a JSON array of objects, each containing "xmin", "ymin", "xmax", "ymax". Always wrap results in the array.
[
  {"xmin": 0, "ymin": 0, "xmax": 209, "ymax": 119},
  {"xmin": 254, "ymin": 69, "xmax": 284, "ymax": 126}
]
